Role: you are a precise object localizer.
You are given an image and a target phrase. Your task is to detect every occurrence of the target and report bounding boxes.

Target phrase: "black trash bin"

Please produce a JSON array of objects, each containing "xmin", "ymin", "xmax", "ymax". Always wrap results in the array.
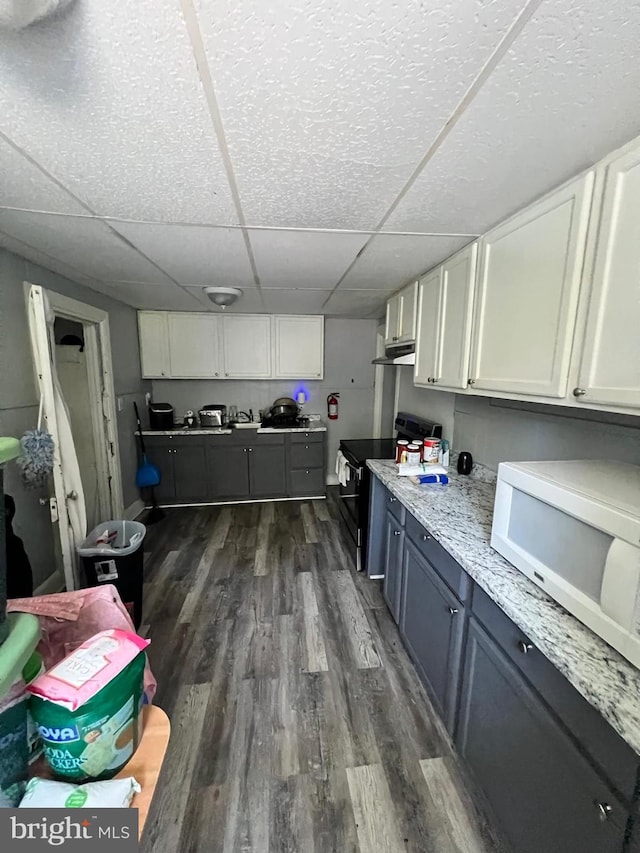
[{"xmin": 78, "ymin": 521, "xmax": 146, "ymax": 629}]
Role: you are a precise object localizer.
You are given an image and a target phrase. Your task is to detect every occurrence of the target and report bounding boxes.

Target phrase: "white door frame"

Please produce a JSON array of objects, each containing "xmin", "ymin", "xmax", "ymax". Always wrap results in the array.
[
  {"xmin": 372, "ymin": 329, "xmax": 386, "ymax": 438},
  {"xmin": 26, "ymin": 284, "xmax": 124, "ymax": 522}
]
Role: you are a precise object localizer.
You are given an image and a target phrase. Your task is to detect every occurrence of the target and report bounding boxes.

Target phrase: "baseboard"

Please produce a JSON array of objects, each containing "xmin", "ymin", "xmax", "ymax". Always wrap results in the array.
[
  {"xmin": 35, "ymin": 570, "xmax": 64, "ymax": 596},
  {"xmin": 326, "ymin": 474, "xmax": 338, "ymax": 486},
  {"xmin": 123, "ymin": 499, "xmax": 145, "ymax": 520}
]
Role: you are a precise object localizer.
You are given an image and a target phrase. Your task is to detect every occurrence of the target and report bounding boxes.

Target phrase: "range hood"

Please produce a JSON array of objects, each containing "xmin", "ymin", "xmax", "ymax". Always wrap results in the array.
[{"xmin": 372, "ymin": 341, "xmax": 415, "ymax": 366}]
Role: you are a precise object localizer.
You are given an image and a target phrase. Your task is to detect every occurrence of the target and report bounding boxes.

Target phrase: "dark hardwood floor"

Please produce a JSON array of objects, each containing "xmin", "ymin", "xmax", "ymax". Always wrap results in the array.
[{"xmin": 140, "ymin": 491, "xmax": 500, "ymax": 853}]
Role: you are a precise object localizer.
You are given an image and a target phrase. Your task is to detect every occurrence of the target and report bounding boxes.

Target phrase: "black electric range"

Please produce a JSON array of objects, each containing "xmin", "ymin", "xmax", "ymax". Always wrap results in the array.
[{"xmin": 338, "ymin": 412, "xmax": 442, "ymax": 572}]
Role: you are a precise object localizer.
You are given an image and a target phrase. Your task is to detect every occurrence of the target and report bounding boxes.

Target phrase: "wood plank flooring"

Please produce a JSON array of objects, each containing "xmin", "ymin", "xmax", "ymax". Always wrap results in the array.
[{"xmin": 140, "ymin": 492, "xmax": 502, "ymax": 853}]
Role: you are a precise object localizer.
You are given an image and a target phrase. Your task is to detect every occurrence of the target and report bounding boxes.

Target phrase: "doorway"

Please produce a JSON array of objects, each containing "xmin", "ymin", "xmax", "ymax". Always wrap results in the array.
[
  {"xmin": 373, "ymin": 328, "xmax": 398, "ymax": 438},
  {"xmin": 27, "ymin": 284, "xmax": 123, "ymax": 591}
]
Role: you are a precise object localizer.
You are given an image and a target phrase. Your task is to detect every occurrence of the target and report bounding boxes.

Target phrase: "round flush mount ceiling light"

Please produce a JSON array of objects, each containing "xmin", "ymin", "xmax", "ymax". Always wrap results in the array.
[
  {"xmin": 0, "ymin": 0, "xmax": 76, "ymax": 30},
  {"xmin": 203, "ymin": 286, "xmax": 243, "ymax": 309}
]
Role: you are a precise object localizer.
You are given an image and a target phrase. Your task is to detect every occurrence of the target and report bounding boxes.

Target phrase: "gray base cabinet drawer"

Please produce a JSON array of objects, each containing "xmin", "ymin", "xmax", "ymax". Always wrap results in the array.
[
  {"xmin": 457, "ymin": 617, "xmax": 628, "ymax": 853},
  {"xmin": 400, "ymin": 538, "xmax": 466, "ymax": 733},
  {"xmin": 290, "ymin": 442, "xmax": 324, "ymax": 468},
  {"xmin": 289, "ymin": 468, "xmax": 325, "ymax": 496},
  {"xmin": 472, "ymin": 585, "xmax": 639, "ymax": 801},
  {"xmin": 405, "ymin": 513, "xmax": 470, "ymax": 602},
  {"xmin": 290, "ymin": 431, "xmax": 324, "ymax": 444}
]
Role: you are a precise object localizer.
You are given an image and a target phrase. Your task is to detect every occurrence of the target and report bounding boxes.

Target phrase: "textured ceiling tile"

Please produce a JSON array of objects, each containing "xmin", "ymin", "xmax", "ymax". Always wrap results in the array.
[
  {"xmin": 111, "ymin": 222, "xmax": 254, "ymax": 287},
  {"xmin": 323, "ymin": 289, "xmax": 391, "ymax": 319},
  {"xmin": 248, "ymin": 229, "xmax": 369, "ymax": 288},
  {"xmin": 0, "ymin": 139, "xmax": 88, "ymax": 215},
  {"xmin": 195, "ymin": 0, "xmax": 527, "ymax": 229},
  {"xmin": 98, "ymin": 282, "xmax": 202, "ymax": 311},
  {"xmin": 338, "ymin": 234, "xmax": 470, "ymax": 290},
  {"xmin": 385, "ymin": 0, "xmax": 640, "ymax": 234},
  {"xmin": 260, "ymin": 288, "xmax": 331, "ymax": 314},
  {"xmin": 0, "ymin": 228, "xmax": 91, "ymax": 283},
  {"xmin": 0, "ymin": 211, "xmax": 173, "ymax": 283},
  {"xmin": 0, "ymin": 1, "xmax": 236, "ymax": 223}
]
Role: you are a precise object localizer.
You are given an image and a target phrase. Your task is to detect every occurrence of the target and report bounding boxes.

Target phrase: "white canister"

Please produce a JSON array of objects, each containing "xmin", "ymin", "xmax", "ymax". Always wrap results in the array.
[
  {"xmin": 406, "ymin": 443, "xmax": 422, "ymax": 465},
  {"xmin": 423, "ymin": 438, "xmax": 441, "ymax": 464}
]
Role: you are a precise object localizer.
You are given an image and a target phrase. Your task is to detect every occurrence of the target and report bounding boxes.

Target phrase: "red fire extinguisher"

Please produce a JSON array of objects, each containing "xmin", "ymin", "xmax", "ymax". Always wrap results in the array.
[{"xmin": 327, "ymin": 392, "xmax": 340, "ymax": 420}]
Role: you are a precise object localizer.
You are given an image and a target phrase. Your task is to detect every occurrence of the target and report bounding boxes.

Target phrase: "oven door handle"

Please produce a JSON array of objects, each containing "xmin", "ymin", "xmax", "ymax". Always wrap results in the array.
[{"xmin": 345, "ymin": 460, "xmax": 362, "ymax": 481}]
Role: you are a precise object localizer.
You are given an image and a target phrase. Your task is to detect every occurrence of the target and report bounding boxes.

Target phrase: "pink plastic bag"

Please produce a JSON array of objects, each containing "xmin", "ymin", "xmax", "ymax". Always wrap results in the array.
[{"xmin": 7, "ymin": 586, "xmax": 156, "ymax": 703}]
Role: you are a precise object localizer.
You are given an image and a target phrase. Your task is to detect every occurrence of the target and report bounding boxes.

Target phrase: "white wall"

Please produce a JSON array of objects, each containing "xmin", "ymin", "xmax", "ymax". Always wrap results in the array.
[
  {"xmin": 453, "ymin": 396, "xmax": 640, "ymax": 470},
  {"xmin": 151, "ymin": 318, "xmax": 378, "ymax": 482},
  {"xmin": 395, "ymin": 368, "xmax": 456, "ymax": 441}
]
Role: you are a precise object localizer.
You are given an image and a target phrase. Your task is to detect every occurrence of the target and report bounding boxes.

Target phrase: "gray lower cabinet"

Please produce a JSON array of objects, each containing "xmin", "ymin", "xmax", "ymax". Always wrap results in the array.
[
  {"xmin": 206, "ymin": 443, "xmax": 249, "ymax": 499},
  {"xmin": 382, "ymin": 506, "xmax": 404, "ymax": 622},
  {"xmin": 367, "ymin": 474, "xmax": 639, "ymax": 853},
  {"xmin": 457, "ymin": 615, "xmax": 629, "ymax": 853},
  {"xmin": 144, "ymin": 437, "xmax": 207, "ymax": 502},
  {"xmin": 142, "ymin": 431, "xmax": 325, "ymax": 502},
  {"xmin": 400, "ymin": 537, "xmax": 465, "ymax": 732}
]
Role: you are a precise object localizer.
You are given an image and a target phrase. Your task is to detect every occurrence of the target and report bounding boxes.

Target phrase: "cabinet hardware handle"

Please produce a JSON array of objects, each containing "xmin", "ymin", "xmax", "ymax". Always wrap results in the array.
[
  {"xmin": 215, "ymin": 372, "xmax": 219, "ymax": 377},
  {"xmin": 594, "ymin": 801, "xmax": 613, "ymax": 822},
  {"xmin": 518, "ymin": 640, "xmax": 533, "ymax": 654},
  {"xmin": 468, "ymin": 378, "xmax": 477, "ymax": 386},
  {"xmin": 225, "ymin": 372, "xmax": 229, "ymax": 377},
  {"xmin": 448, "ymin": 607, "xmax": 459, "ymax": 615},
  {"xmin": 243, "ymin": 448, "xmax": 247, "ymax": 453},
  {"xmin": 306, "ymin": 470, "xmax": 309, "ymax": 474},
  {"xmin": 305, "ymin": 445, "xmax": 309, "ymax": 449},
  {"xmin": 573, "ymin": 387, "xmax": 587, "ymax": 397},
  {"xmin": 389, "ymin": 497, "xmax": 397, "ymax": 503},
  {"xmin": 421, "ymin": 534, "xmax": 431, "ymax": 541},
  {"xmin": 394, "ymin": 530, "xmax": 402, "ymax": 536},
  {"xmin": 248, "ymin": 448, "xmax": 253, "ymax": 452},
  {"xmin": 432, "ymin": 377, "xmax": 439, "ymax": 384},
  {"xmin": 427, "ymin": 377, "xmax": 432, "ymax": 383}
]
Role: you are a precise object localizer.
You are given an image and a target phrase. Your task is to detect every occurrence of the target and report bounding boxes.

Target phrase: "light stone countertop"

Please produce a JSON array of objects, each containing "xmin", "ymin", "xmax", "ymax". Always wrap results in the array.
[
  {"xmin": 368, "ymin": 458, "xmax": 640, "ymax": 757},
  {"xmin": 138, "ymin": 423, "xmax": 327, "ymax": 436}
]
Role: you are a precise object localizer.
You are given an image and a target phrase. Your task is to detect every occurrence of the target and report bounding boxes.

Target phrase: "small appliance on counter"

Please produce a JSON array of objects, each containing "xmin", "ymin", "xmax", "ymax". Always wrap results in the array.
[
  {"xmin": 491, "ymin": 459, "xmax": 640, "ymax": 668},
  {"xmin": 184, "ymin": 411, "xmax": 198, "ymax": 428},
  {"xmin": 148, "ymin": 402, "xmax": 174, "ymax": 430},
  {"xmin": 199, "ymin": 404, "xmax": 227, "ymax": 427}
]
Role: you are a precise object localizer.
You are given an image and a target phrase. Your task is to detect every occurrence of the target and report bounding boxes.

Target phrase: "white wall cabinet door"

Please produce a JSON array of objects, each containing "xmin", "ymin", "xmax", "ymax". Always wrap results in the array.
[
  {"xmin": 398, "ymin": 282, "xmax": 418, "ymax": 342},
  {"xmin": 167, "ymin": 313, "xmax": 221, "ymax": 378},
  {"xmin": 384, "ymin": 294, "xmax": 401, "ymax": 345},
  {"xmin": 469, "ymin": 173, "xmax": 594, "ymax": 398},
  {"xmin": 138, "ymin": 312, "xmax": 170, "ymax": 378},
  {"xmin": 222, "ymin": 315, "xmax": 272, "ymax": 378},
  {"xmin": 437, "ymin": 243, "xmax": 478, "ymax": 391},
  {"xmin": 575, "ymin": 146, "xmax": 640, "ymax": 409},
  {"xmin": 414, "ymin": 269, "xmax": 442, "ymax": 387},
  {"xmin": 274, "ymin": 316, "xmax": 324, "ymax": 379}
]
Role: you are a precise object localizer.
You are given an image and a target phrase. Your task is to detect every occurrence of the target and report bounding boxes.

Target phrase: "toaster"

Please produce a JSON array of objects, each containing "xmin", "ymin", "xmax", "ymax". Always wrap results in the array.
[{"xmin": 199, "ymin": 405, "xmax": 227, "ymax": 427}]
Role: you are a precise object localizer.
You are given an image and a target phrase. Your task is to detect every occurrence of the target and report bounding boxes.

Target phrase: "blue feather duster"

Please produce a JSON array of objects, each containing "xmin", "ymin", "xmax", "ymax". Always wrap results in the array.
[{"xmin": 17, "ymin": 428, "xmax": 55, "ymax": 489}]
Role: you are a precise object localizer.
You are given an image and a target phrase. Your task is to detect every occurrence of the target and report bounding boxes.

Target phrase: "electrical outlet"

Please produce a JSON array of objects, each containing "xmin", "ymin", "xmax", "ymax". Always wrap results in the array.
[{"xmin": 144, "ymin": 392, "xmax": 151, "ymax": 407}]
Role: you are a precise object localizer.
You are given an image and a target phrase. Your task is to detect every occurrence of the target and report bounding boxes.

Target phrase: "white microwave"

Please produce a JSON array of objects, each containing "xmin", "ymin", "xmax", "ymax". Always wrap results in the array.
[{"xmin": 491, "ymin": 460, "xmax": 640, "ymax": 668}]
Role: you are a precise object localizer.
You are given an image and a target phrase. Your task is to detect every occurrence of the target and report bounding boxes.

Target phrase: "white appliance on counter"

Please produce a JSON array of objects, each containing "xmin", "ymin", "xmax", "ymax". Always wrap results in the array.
[{"xmin": 491, "ymin": 460, "xmax": 640, "ymax": 667}]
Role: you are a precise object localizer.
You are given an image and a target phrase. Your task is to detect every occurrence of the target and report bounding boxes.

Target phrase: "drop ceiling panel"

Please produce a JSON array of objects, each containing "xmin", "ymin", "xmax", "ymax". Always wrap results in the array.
[
  {"xmin": 385, "ymin": 1, "xmax": 640, "ymax": 235},
  {"xmin": 98, "ymin": 283, "xmax": 202, "ymax": 311},
  {"xmin": 323, "ymin": 289, "xmax": 392, "ymax": 319},
  {"xmin": 0, "ymin": 1, "xmax": 236, "ymax": 223},
  {"xmin": 0, "ymin": 139, "xmax": 87, "ymax": 215},
  {"xmin": 248, "ymin": 230, "xmax": 369, "ymax": 288},
  {"xmin": 195, "ymin": 0, "xmax": 527, "ymax": 229},
  {"xmin": 111, "ymin": 222, "xmax": 254, "ymax": 287},
  {"xmin": 261, "ymin": 289, "xmax": 331, "ymax": 314},
  {"xmin": 338, "ymin": 234, "xmax": 470, "ymax": 291},
  {"xmin": 0, "ymin": 211, "xmax": 173, "ymax": 283},
  {"xmin": 0, "ymin": 228, "xmax": 95, "ymax": 285}
]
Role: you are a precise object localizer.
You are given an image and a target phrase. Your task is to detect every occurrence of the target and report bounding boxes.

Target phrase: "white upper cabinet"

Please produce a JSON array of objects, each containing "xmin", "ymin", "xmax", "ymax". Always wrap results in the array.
[
  {"xmin": 221, "ymin": 315, "xmax": 272, "ymax": 379},
  {"xmin": 384, "ymin": 293, "xmax": 401, "ymax": 345},
  {"xmin": 575, "ymin": 143, "xmax": 640, "ymax": 409},
  {"xmin": 167, "ymin": 313, "xmax": 221, "ymax": 378},
  {"xmin": 274, "ymin": 316, "xmax": 324, "ymax": 379},
  {"xmin": 398, "ymin": 281, "xmax": 418, "ymax": 343},
  {"xmin": 436, "ymin": 243, "xmax": 478, "ymax": 391},
  {"xmin": 385, "ymin": 282, "xmax": 418, "ymax": 346},
  {"xmin": 414, "ymin": 268, "xmax": 442, "ymax": 387},
  {"xmin": 138, "ymin": 311, "xmax": 170, "ymax": 378},
  {"xmin": 469, "ymin": 173, "xmax": 594, "ymax": 398}
]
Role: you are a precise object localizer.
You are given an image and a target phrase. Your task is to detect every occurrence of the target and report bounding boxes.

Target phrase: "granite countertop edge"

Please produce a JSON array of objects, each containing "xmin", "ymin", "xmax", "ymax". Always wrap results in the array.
[
  {"xmin": 138, "ymin": 425, "xmax": 327, "ymax": 436},
  {"xmin": 367, "ymin": 458, "xmax": 640, "ymax": 757}
]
